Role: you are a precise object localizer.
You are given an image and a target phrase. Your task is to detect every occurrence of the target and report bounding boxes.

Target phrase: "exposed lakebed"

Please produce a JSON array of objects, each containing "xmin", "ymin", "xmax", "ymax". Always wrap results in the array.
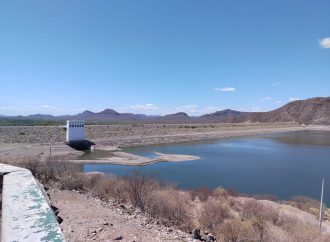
[{"xmin": 84, "ymin": 130, "xmax": 330, "ymax": 202}]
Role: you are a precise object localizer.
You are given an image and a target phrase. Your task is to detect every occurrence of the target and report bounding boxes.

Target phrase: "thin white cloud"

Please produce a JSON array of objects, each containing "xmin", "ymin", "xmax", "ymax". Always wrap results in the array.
[
  {"xmin": 40, "ymin": 105, "xmax": 57, "ymax": 110},
  {"xmin": 214, "ymin": 87, "xmax": 236, "ymax": 92},
  {"xmin": 272, "ymin": 82, "xmax": 281, "ymax": 87},
  {"xmin": 260, "ymin": 97, "xmax": 283, "ymax": 105},
  {"xmin": 289, "ymin": 97, "xmax": 300, "ymax": 102},
  {"xmin": 260, "ymin": 97, "xmax": 273, "ymax": 102},
  {"xmin": 129, "ymin": 104, "xmax": 159, "ymax": 111},
  {"xmin": 319, "ymin": 37, "xmax": 330, "ymax": 48},
  {"xmin": 175, "ymin": 105, "xmax": 199, "ymax": 113}
]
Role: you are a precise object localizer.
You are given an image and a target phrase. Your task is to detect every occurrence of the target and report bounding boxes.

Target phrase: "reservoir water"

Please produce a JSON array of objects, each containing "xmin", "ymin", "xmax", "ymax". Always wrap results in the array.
[{"xmin": 84, "ymin": 130, "xmax": 330, "ymax": 202}]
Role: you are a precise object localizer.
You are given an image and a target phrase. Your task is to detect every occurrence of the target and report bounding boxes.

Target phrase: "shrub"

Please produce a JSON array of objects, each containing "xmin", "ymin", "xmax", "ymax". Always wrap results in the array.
[
  {"xmin": 124, "ymin": 171, "xmax": 157, "ymax": 211},
  {"xmin": 84, "ymin": 173, "xmax": 103, "ymax": 190},
  {"xmin": 198, "ymin": 198, "xmax": 231, "ymax": 233},
  {"xmin": 226, "ymin": 188, "xmax": 245, "ymax": 197},
  {"xmin": 17, "ymin": 155, "xmax": 42, "ymax": 177},
  {"xmin": 42, "ymin": 159, "xmax": 62, "ymax": 183},
  {"xmin": 146, "ymin": 189, "xmax": 192, "ymax": 230},
  {"xmin": 15, "ymin": 155, "xmax": 68, "ymax": 184},
  {"xmin": 217, "ymin": 218, "xmax": 257, "ymax": 242},
  {"xmin": 213, "ymin": 186, "xmax": 227, "ymax": 197},
  {"xmin": 58, "ymin": 171, "xmax": 87, "ymax": 191},
  {"xmin": 241, "ymin": 199, "xmax": 279, "ymax": 241},
  {"xmin": 290, "ymin": 223, "xmax": 320, "ymax": 242},
  {"xmin": 190, "ymin": 187, "xmax": 213, "ymax": 202},
  {"xmin": 276, "ymin": 213, "xmax": 320, "ymax": 241},
  {"xmin": 91, "ymin": 176, "xmax": 127, "ymax": 202},
  {"xmin": 242, "ymin": 199, "xmax": 279, "ymax": 225},
  {"xmin": 217, "ymin": 218, "xmax": 242, "ymax": 242}
]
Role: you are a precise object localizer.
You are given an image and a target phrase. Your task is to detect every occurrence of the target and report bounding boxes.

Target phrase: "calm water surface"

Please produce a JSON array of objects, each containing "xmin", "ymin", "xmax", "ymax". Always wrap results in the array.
[{"xmin": 84, "ymin": 130, "xmax": 330, "ymax": 202}]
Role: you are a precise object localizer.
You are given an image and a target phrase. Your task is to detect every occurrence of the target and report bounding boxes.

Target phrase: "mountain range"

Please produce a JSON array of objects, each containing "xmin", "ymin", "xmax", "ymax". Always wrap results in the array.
[{"xmin": 2, "ymin": 97, "xmax": 330, "ymax": 125}]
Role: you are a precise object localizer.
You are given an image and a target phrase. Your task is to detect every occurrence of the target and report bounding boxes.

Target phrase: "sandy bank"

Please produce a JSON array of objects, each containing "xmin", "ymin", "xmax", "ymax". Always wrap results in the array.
[
  {"xmin": 68, "ymin": 151, "xmax": 200, "ymax": 166},
  {"xmin": 0, "ymin": 143, "xmax": 83, "ymax": 161}
]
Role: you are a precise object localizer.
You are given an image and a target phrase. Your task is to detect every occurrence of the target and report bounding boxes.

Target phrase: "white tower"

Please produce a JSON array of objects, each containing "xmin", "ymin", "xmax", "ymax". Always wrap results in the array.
[{"xmin": 66, "ymin": 120, "xmax": 85, "ymax": 142}]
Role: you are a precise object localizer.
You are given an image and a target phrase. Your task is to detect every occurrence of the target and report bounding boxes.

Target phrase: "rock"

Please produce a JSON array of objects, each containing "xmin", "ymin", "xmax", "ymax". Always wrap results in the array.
[
  {"xmin": 114, "ymin": 235, "xmax": 123, "ymax": 240},
  {"xmin": 68, "ymin": 225, "xmax": 74, "ymax": 233},
  {"xmin": 97, "ymin": 227, "xmax": 103, "ymax": 232},
  {"xmin": 120, "ymin": 204, "xmax": 126, "ymax": 209},
  {"xmin": 57, "ymin": 215, "xmax": 63, "ymax": 224},
  {"xmin": 168, "ymin": 228, "xmax": 173, "ymax": 233},
  {"xmin": 191, "ymin": 229, "xmax": 202, "ymax": 240},
  {"xmin": 103, "ymin": 222, "xmax": 109, "ymax": 226},
  {"xmin": 206, "ymin": 234, "xmax": 216, "ymax": 242}
]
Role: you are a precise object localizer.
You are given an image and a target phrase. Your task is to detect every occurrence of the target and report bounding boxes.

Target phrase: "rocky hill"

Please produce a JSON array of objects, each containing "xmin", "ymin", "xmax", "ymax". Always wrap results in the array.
[{"xmin": 248, "ymin": 97, "xmax": 330, "ymax": 125}]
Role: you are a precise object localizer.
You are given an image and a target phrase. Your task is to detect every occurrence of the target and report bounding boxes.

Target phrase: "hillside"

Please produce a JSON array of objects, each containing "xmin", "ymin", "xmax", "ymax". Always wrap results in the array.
[{"xmin": 249, "ymin": 97, "xmax": 330, "ymax": 125}]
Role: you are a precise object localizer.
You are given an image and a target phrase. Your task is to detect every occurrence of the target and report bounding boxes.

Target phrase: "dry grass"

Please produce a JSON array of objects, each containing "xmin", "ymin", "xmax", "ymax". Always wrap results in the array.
[
  {"xmin": 91, "ymin": 175, "xmax": 127, "ymax": 202},
  {"xmin": 217, "ymin": 218, "xmax": 257, "ymax": 242},
  {"xmin": 57, "ymin": 171, "xmax": 87, "ymax": 191},
  {"xmin": 288, "ymin": 195, "xmax": 329, "ymax": 220}
]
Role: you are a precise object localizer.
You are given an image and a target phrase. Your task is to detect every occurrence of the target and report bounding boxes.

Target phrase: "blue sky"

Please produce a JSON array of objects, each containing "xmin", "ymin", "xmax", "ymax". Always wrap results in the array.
[{"xmin": 0, "ymin": 0, "xmax": 329, "ymax": 116}]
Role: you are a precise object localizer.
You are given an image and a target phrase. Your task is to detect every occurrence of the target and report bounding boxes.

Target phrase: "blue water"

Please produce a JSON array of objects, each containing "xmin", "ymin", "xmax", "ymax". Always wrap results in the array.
[{"xmin": 84, "ymin": 130, "xmax": 330, "ymax": 202}]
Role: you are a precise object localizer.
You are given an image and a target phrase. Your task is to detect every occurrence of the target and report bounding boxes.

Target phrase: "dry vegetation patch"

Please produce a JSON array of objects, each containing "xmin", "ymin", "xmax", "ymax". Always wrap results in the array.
[
  {"xmin": 3, "ymin": 155, "xmax": 330, "ymax": 241},
  {"xmin": 146, "ymin": 189, "xmax": 192, "ymax": 230}
]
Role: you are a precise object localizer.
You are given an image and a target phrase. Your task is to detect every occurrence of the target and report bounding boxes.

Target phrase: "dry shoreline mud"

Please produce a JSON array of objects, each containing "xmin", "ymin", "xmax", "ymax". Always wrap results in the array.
[
  {"xmin": 0, "ymin": 124, "xmax": 329, "ymax": 165},
  {"xmin": 68, "ymin": 151, "xmax": 200, "ymax": 166}
]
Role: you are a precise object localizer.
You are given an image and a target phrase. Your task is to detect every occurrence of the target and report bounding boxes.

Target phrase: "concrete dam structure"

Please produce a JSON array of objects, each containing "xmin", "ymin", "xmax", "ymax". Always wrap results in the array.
[{"xmin": 66, "ymin": 120, "xmax": 85, "ymax": 143}]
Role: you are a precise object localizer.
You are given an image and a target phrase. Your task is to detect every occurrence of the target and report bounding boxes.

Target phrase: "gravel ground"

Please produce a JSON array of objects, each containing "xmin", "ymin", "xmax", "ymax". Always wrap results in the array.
[
  {"xmin": 50, "ymin": 189, "xmax": 191, "ymax": 242},
  {"xmin": 0, "ymin": 123, "xmax": 303, "ymax": 145}
]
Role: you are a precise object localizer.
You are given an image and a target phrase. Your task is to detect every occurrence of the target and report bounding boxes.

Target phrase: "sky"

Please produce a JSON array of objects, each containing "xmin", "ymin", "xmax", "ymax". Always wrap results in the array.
[{"xmin": 0, "ymin": 0, "xmax": 329, "ymax": 116}]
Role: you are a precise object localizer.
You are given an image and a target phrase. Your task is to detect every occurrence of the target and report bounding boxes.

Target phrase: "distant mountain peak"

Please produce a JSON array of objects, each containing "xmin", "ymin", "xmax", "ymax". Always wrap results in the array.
[
  {"xmin": 99, "ymin": 109, "xmax": 119, "ymax": 115},
  {"xmin": 82, "ymin": 110, "xmax": 94, "ymax": 114},
  {"xmin": 173, "ymin": 112, "xmax": 189, "ymax": 116}
]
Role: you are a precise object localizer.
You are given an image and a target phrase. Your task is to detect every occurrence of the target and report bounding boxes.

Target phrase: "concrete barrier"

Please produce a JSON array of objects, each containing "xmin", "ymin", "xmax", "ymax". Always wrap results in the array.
[{"xmin": 0, "ymin": 163, "xmax": 65, "ymax": 242}]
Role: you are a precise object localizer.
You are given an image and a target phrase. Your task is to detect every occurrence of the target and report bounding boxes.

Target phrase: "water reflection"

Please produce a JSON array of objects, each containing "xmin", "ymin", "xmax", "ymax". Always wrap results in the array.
[
  {"xmin": 262, "ymin": 130, "xmax": 330, "ymax": 147},
  {"xmin": 83, "ymin": 130, "xmax": 330, "ymax": 202}
]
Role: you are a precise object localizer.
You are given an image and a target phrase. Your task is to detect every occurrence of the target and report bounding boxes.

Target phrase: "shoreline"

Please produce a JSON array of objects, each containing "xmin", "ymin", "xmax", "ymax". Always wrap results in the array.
[
  {"xmin": 68, "ymin": 151, "xmax": 200, "ymax": 166},
  {"xmin": 92, "ymin": 125, "xmax": 326, "ymax": 149},
  {"xmin": 0, "ymin": 124, "xmax": 329, "ymax": 164}
]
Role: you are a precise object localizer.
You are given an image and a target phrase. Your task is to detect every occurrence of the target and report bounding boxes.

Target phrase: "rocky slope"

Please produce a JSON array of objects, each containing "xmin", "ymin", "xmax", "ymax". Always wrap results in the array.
[{"xmin": 249, "ymin": 97, "xmax": 330, "ymax": 125}]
